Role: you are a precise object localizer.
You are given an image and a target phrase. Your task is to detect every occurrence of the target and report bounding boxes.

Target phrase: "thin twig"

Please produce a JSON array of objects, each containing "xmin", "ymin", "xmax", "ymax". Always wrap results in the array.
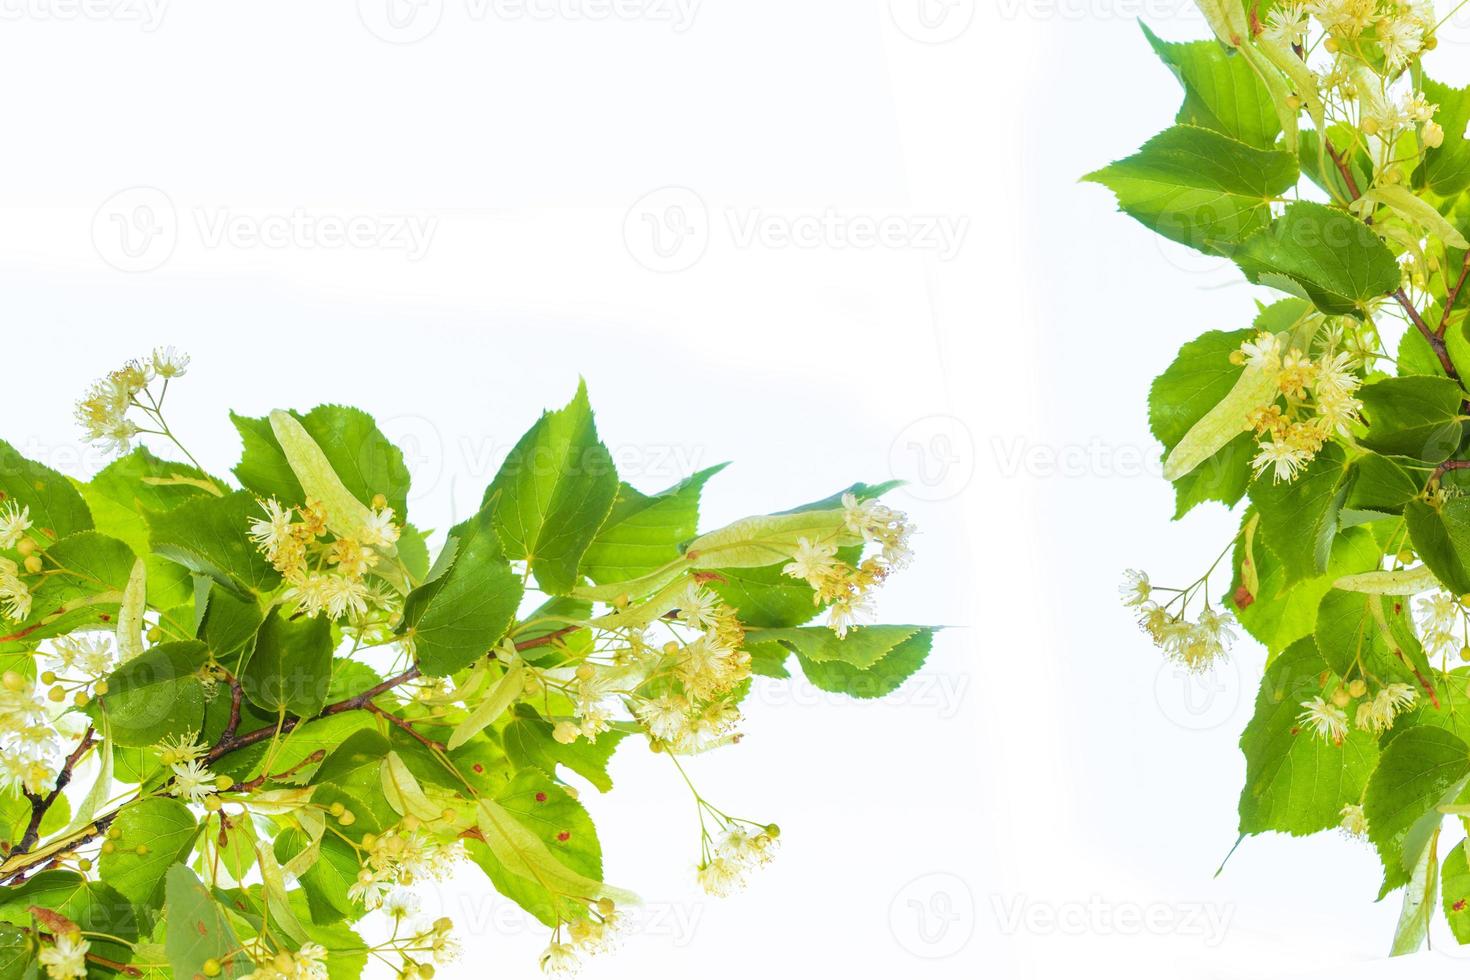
[{"xmin": 14, "ymin": 728, "xmax": 96, "ymax": 855}]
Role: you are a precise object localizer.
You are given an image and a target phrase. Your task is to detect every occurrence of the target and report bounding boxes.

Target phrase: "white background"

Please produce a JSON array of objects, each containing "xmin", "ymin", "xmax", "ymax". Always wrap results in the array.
[{"xmin": 6, "ymin": 1, "xmax": 1470, "ymax": 978}]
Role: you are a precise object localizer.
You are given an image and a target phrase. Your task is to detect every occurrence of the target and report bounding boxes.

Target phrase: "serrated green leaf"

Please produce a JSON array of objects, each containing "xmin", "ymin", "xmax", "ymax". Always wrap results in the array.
[
  {"xmin": 0, "ymin": 440, "xmax": 93, "ymax": 544},
  {"xmin": 163, "ymin": 864, "xmax": 252, "ymax": 978},
  {"xmin": 581, "ymin": 465, "xmax": 725, "ymax": 585},
  {"xmin": 1423, "ymin": 77, "xmax": 1470, "ymax": 196},
  {"xmin": 1238, "ymin": 638, "xmax": 1378, "ymax": 835},
  {"xmin": 1141, "ymin": 22, "xmax": 1279, "ymax": 150},
  {"xmin": 400, "ymin": 505, "xmax": 522, "ymax": 677},
  {"xmin": 1233, "ymin": 202, "xmax": 1401, "ymax": 316},
  {"xmin": 148, "ymin": 491, "xmax": 282, "ymax": 598},
  {"xmin": 1085, "ymin": 125, "xmax": 1297, "ymax": 255},
  {"xmin": 1357, "ymin": 375, "xmax": 1465, "ymax": 463},
  {"xmin": 99, "ymin": 798, "xmax": 197, "ymax": 913},
  {"xmin": 89, "ymin": 641, "xmax": 207, "ymax": 748},
  {"xmin": 484, "ymin": 381, "xmax": 619, "ymax": 595},
  {"xmin": 1365, "ymin": 726, "xmax": 1470, "ymax": 895},
  {"xmin": 240, "ymin": 606, "xmax": 332, "ymax": 717},
  {"xmin": 1249, "ymin": 442, "xmax": 1352, "ymax": 585},
  {"xmin": 794, "ymin": 629, "xmax": 933, "ymax": 698}
]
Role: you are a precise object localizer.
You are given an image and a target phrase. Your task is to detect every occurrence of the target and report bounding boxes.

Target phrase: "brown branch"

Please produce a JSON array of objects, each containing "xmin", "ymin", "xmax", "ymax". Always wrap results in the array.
[
  {"xmin": 204, "ymin": 621, "xmax": 584, "ymax": 766},
  {"xmin": 366, "ymin": 702, "xmax": 443, "ymax": 752},
  {"xmin": 1441, "ymin": 250, "xmax": 1470, "ymax": 338},
  {"xmin": 1430, "ymin": 459, "xmax": 1470, "ymax": 487},
  {"xmin": 1396, "ymin": 290, "xmax": 1459, "ymax": 379},
  {"xmin": 13, "ymin": 728, "xmax": 96, "ymax": 856},
  {"xmin": 203, "ymin": 664, "xmax": 422, "ymax": 765},
  {"xmin": 219, "ymin": 675, "xmax": 243, "ymax": 744},
  {"xmin": 1, "ymin": 810, "xmax": 118, "ymax": 887},
  {"xmin": 1326, "ymin": 140, "xmax": 1363, "ymax": 202}
]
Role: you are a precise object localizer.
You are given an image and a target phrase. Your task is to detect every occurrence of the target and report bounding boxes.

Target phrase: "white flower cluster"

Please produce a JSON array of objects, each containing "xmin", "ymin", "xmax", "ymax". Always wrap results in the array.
[
  {"xmin": 37, "ymin": 932, "xmax": 89, "ymax": 980},
  {"xmin": 1121, "ymin": 570, "xmax": 1238, "ymax": 672},
  {"xmin": 346, "ymin": 826, "xmax": 464, "ymax": 911},
  {"xmin": 1298, "ymin": 681, "xmax": 1417, "ymax": 744},
  {"xmin": 250, "ymin": 497, "xmax": 401, "ymax": 623},
  {"xmin": 73, "ymin": 347, "xmax": 190, "ymax": 454},
  {"xmin": 538, "ymin": 899, "xmax": 627, "ymax": 978},
  {"xmin": 155, "ymin": 735, "xmax": 223, "ymax": 805},
  {"xmin": 781, "ymin": 493, "xmax": 916, "ymax": 637},
  {"xmin": 0, "ymin": 670, "xmax": 64, "ymax": 795},
  {"xmin": 696, "ymin": 824, "xmax": 780, "ymax": 898},
  {"xmin": 1234, "ymin": 331, "xmax": 1365, "ymax": 485},
  {"xmin": 236, "ymin": 939, "xmax": 328, "ymax": 980}
]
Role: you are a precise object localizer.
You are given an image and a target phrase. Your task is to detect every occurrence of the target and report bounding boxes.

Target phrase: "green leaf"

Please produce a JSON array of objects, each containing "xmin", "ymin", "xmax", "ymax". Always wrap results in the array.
[
  {"xmin": 503, "ymin": 706, "xmax": 628, "ymax": 793},
  {"xmin": 90, "ymin": 641, "xmax": 207, "ymax": 748},
  {"xmin": 0, "ymin": 439, "xmax": 93, "ymax": 544},
  {"xmin": 1357, "ymin": 376, "xmax": 1465, "ymax": 463},
  {"xmin": 1141, "ymin": 22, "xmax": 1279, "ymax": 150},
  {"xmin": 214, "ymin": 811, "xmax": 257, "ymax": 884},
  {"xmin": 468, "ymin": 769, "xmax": 619, "ymax": 926},
  {"xmin": 1391, "ymin": 828, "xmax": 1439, "ymax": 956},
  {"xmin": 1422, "ymin": 77, "xmax": 1470, "ymax": 196},
  {"xmin": 1238, "ymin": 639, "xmax": 1378, "ymax": 835},
  {"xmin": 1442, "ymin": 841, "xmax": 1470, "ymax": 943},
  {"xmin": 708, "ymin": 559, "xmax": 828, "ymax": 628},
  {"xmin": 1085, "ymin": 125, "xmax": 1298, "ymax": 255},
  {"xmin": 580, "ymin": 465, "xmax": 725, "ymax": 585},
  {"xmin": 1313, "ymin": 589, "xmax": 1432, "ymax": 690},
  {"xmin": 1365, "ymin": 726, "xmax": 1470, "ymax": 895},
  {"xmin": 240, "ymin": 607, "xmax": 333, "ymax": 717},
  {"xmin": 448, "ymin": 661, "xmax": 525, "ymax": 751},
  {"xmin": 99, "ymin": 798, "xmax": 197, "ymax": 913},
  {"xmin": 484, "ymin": 381, "xmax": 619, "ymax": 594},
  {"xmin": 163, "ymin": 864, "xmax": 252, "ymax": 979},
  {"xmin": 399, "ymin": 505, "xmax": 523, "ymax": 676},
  {"xmin": 266, "ymin": 410, "xmax": 380, "ymax": 543},
  {"xmin": 1230, "ymin": 519, "xmax": 1380, "ymax": 653},
  {"xmin": 15, "ymin": 531, "xmax": 136, "ymax": 642},
  {"xmin": 148, "ymin": 491, "xmax": 282, "ymax": 598},
  {"xmin": 232, "ymin": 405, "xmax": 411, "ymax": 519},
  {"xmin": 79, "ymin": 448, "xmax": 218, "ymax": 556},
  {"xmin": 794, "ymin": 629, "xmax": 933, "ymax": 699},
  {"xmin": 311, "ymin": 730, "xmax": 399, "ymax": 835},
  {"xmin": 1346, "ymin": 452, "xmax": 1423, "ymax": 514},
  {"xmin": 1233, "ymin": 202, "xmax": 1402, "ymax": 316},
  {"xmin": 747, "ymin": 625, "xmax": 925, "ymax": 668},
  {"xmin": 242, "ymin": 713, "xmax": 375, "ymax": 787},
  {"xmin": 197, "ymin": 585, "xmax": 265, "ymax": 667},
  {"xmin": 274, "ymin": 828, "xmax": 360, "ymax": 925},
  {"xmin": 1149, "ymin": 327, "xmax": 1252, "ymax": 514},
  {"xmin": 1406, "ymin": 495, "xmax": 1470, "ymax": 595},
  {"xmin": 0, "ymin": 871, "xmax": 138, "ymax": 943},
  {"xmin": 1248, "ymin": 442, "xmax": 1352, "ymax": 585},
  {"xmin": 0, "ymin": 923, "xmax": 33, "ymax": 980}
]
